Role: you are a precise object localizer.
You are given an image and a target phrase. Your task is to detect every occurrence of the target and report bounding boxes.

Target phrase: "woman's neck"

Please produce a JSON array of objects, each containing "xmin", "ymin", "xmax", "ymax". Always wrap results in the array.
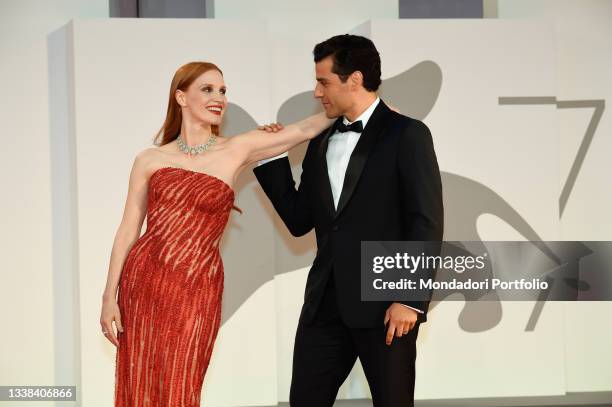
[{"xmin": 179, "ymin": 121, "xmax": 214, "ymax": 146}]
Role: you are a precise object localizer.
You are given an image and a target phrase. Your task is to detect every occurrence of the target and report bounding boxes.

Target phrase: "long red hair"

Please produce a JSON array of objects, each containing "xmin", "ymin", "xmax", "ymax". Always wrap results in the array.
[{"xmin": 154, "ymin": 61, "xmax": 242, "ymax": 214}]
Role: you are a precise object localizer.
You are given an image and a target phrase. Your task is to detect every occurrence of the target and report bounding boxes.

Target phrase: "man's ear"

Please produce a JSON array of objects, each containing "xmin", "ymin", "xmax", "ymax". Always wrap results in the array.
[
  {"xmin": 350, "ymin": 71, "xmax": 364, "ymax": 90},
  {"xmin": 175, "ymin": 89, "xmax": 186, "ymax": 107}
]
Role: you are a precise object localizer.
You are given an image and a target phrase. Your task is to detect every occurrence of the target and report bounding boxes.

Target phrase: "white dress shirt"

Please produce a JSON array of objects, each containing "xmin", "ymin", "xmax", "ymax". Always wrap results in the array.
[
  {"xmin": 258, "ymin": 97, "xmax": 424, "ymax": 315},
  {"xmin": 326, "ymin": 97, "xmax": 378, "ymax": 209}
]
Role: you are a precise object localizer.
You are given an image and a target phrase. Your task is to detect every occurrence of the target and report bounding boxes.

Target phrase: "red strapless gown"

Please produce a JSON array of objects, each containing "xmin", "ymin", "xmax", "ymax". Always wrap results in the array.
[{"xmin": 114, "ymin": 166, "xmax": 234, "ymax": 407}]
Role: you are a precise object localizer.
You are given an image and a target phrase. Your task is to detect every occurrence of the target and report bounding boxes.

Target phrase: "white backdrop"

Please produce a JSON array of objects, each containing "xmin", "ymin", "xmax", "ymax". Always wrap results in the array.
[
  {"xmin": 44, "ymin": 16, "xmax": 612, "ymax": 406},
  {"xmin": 499, "ymin": 1, "xmax": 612, "ymax": 394},
  {"xmin": 2, "ymin": 1, "xmax": 611, "ymax": 406}
]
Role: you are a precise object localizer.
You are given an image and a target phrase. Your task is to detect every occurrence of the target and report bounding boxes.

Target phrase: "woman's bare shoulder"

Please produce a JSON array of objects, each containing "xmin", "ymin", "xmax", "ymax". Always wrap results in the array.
[
  {"xmin": 131, "ymin": 146, "xmax": 170, "ymax": 173},
  {"xmin": 134, "ymin": 146, "xmax": 159, "ymax": 162}
]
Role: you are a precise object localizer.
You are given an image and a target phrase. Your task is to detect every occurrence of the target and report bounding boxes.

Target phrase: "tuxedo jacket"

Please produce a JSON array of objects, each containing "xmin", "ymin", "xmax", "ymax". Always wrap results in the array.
[{"xmin": 253, "ymin": 100, "xmax": 444, "ymax": 328}]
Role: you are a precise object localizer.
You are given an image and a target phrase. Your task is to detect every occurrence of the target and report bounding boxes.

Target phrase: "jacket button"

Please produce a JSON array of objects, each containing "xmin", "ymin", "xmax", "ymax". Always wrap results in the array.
[{"xmin": 332, "ymin": 225, "xmax": 339, "ymax": 231}]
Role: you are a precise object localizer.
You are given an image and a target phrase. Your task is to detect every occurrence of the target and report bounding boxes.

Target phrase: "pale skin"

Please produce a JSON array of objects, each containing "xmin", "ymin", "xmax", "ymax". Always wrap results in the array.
[
  {"xmin": 100, "ymin": 69, "xmax": 332, "ymax": 346},
  {"xmin": 314, "ymin": 56, "xmax": 418, "ymax": 345}
]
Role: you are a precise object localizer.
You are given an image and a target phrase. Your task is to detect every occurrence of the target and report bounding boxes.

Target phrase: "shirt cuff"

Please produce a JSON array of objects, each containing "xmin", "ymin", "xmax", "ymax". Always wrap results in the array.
[
  {"xmin": 258, "ymin": 152, "xmax": 288, "ymax": 166},
  {"xmin": 400, "ymin": 304, "xmax": 424, "ymax": 314}
]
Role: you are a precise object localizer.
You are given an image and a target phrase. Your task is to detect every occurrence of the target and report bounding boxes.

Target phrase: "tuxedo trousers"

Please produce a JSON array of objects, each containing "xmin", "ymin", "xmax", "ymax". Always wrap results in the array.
[{"xmin": 289, "ymin": 272, "xmax": 421, "ymax": 407}]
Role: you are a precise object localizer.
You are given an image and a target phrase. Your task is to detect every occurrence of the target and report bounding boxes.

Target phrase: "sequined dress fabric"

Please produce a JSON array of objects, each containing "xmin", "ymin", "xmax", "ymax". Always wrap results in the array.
[{"xmin": 114, "ymin": 166, "xmax": 234, "ymax": 406}]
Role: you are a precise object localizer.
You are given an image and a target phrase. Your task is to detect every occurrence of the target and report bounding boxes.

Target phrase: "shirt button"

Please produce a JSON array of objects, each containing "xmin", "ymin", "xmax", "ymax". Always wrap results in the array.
[{"xmin": 332, "ymin": 225, "xmax": 339, "ymax": 231}]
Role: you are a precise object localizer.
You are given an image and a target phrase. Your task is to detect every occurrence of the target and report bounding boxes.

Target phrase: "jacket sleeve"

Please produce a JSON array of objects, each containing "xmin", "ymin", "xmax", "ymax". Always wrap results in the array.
[
  {"xmin": 252, "ymin": 140, "xmax": 316, "ymax": 237},
  {"xmin": 397, "ymin": 119, "xmax": 444, "ymax": 320}
]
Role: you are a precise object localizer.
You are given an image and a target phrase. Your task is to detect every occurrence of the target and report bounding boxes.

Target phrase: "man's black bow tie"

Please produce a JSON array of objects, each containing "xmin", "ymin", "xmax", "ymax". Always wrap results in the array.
[{"xmin": 335, "ymin": 120, "xmax": 363, "ymax": 133}]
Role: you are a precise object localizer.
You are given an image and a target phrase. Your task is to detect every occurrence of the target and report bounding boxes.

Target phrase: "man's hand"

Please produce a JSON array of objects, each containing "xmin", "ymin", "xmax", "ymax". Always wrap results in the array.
[{"xmin": 384, "ymin": 302, "xmax": 418, "ymax": 345}]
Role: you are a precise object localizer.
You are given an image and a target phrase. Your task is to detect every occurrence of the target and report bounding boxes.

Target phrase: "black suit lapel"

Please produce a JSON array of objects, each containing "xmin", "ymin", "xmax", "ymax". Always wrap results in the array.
[
  {"xmin": 334, "ymin": 101, "xmax": 392, "ymax": 220},
  {"xmin": 316, "ymin": 119, "xmax": 341, "ymax": 219}
]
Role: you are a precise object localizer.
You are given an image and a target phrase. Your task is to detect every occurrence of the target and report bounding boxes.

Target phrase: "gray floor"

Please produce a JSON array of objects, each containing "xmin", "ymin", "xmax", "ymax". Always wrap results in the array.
[{"xmin": 257, "ymin": 391, "xmax": 612, "ymax": 407}]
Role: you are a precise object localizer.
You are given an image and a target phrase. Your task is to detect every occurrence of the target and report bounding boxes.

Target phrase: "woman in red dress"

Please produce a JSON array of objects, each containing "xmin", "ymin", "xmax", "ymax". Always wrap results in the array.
[{"xmin": 99, "ymin": 61, "xmax": 332, "ymax": 406}]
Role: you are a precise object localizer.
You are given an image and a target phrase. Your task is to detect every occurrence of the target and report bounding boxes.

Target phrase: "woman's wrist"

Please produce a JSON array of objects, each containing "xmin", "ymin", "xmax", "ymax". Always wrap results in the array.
[{"xmin": 307, "ymin": 112, "xmax": 333, "ymax": 139}]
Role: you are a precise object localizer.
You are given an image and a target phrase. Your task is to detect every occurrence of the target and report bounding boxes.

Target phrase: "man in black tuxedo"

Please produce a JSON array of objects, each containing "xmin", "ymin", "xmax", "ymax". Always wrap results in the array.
[{"xmin": 253, "ymin": 34, "xmax": 444, "ymax": 407}]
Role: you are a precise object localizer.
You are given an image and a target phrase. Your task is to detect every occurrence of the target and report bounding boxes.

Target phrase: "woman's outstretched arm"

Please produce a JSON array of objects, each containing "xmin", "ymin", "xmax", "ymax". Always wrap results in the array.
[{"xmin": 228, "ymin": 112, "xmax": 334, "ymax": 167}]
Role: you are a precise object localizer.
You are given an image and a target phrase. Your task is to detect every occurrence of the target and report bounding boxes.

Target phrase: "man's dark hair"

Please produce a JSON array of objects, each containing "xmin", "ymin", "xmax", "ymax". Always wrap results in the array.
[{"xmin": 313, "ymin": 34, "xmax": 381, "ymax": 92}]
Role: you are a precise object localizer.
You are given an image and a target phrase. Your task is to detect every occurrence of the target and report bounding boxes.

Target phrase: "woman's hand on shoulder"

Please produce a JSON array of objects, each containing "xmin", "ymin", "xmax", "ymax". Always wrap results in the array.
[{"xmin": 257, "ymin": 122, "xmax": 284, "ymax": 133}]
